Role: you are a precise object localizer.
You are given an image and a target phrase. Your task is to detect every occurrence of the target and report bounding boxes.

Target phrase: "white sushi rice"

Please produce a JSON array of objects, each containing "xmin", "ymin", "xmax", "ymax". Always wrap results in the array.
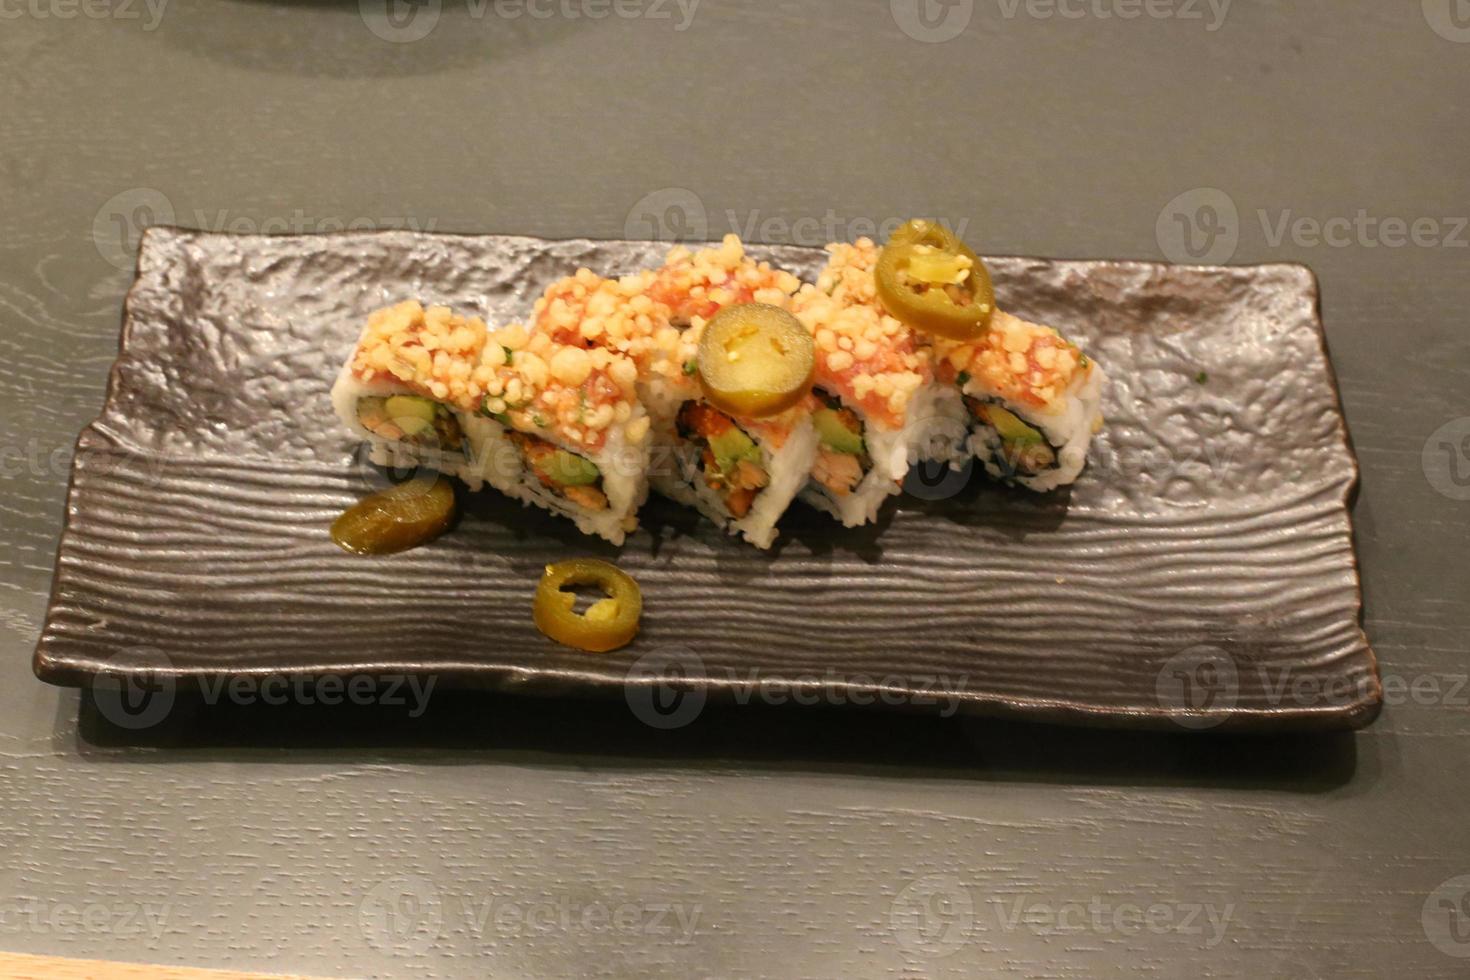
[
  {"xmin": 330, "ymin": 361, "xmax": 477, "ymax": 485},
  {"xmin": 650, "ymin": 410, "xmax": 819, "ymax": 550},
  {"xmin": 800, "ymin": 382, "xmax": 969, "ymax": 527},
  {"xmin": 962, "ymin": 362, "xmax": 1107, "ymax": 492},
  {"xmin": 460, "ymin": 414, "xmax": 648, "ymax": 545},
  {"xmin": 331, "ymin": 359, "xmax": 649, "ymax": 546}
]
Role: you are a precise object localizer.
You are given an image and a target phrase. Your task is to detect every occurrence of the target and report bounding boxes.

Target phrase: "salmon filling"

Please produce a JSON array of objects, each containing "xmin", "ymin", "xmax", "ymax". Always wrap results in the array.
[
  {"xmin": 509, "ymin": 431, "xmax": 610, "ymax": 512},
  {"xmin": 964, "ymin": 396, "xmax": 1058, "ymax": 476},
  {"xmin": 809, "ymin": 392, "xmax": 870, "ymax": 497},
  {"xmin": 676, "ymin": 402, "xmax": 770, "ymax": 519},
  {"xmin": 357, "ymin": 395, "xmax": 465, "ymax": 453}
]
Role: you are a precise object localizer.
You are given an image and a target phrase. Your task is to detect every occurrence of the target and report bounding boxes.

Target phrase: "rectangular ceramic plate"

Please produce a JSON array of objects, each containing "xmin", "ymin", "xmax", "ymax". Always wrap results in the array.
[{"xmin": 33, "ymin": 228, "xmax": 1379, "ymax": 731}]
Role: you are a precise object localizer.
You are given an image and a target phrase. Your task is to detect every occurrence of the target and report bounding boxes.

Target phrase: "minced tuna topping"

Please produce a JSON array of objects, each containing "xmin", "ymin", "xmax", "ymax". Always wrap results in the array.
[
  {"xmin": 533, "ymin": 268, "xmax": 691, "ymax": 391},
  {"xmin": 935, "ymin": 310, "xmax": 1089, "ymax": 412},
  {"xmin": 350, "ymin": 300, "xmax": 646, "ymax": 454},
  {"xmin": 647, "ymin": 234, "xmax": 802, "ymax": 325},
  {"xmin": 351, "ymin": 301, "xmax": 491, "ymax": 410},
  {"xmin": 791, "ymin": 238, "xmax": 931, "ymax": 431}
]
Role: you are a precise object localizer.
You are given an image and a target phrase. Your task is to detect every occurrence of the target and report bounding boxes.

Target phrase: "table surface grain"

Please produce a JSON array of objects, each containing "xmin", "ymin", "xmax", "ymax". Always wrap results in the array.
[{"xmin": 1, "ymin": 2, "xmax": 1467, "ymax": 977}]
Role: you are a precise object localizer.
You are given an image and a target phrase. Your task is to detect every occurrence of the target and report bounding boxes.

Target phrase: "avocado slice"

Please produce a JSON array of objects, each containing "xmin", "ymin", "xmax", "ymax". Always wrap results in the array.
[
  {"xmin": 385, "ymin": 395, "xmax": 438, "ymax": 438},
  {"xmin": 814, "ymin": 407, "xmax": 865, "ymax": 455},
  {"xmin": 708, "ymin": 425, "xmax": 761, "ymax": 475},
  {"xmin": 356, "ymin": 396, "xmax": 389, "ymax": 432},
  {"xmin": 535, "ymin": 450, "xmax": 601, "ymax": 487},
  {"xmin": 978, "ymin": 404, "xmax": 1045, "ymax": 446}
]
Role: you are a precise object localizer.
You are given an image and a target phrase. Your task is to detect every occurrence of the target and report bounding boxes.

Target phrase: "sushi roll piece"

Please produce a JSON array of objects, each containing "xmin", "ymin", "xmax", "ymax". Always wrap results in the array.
[
  {"xmin": 640, "ymin": 237, "xmax": 816, "ymax": 548},
  {"xmin": 331, "ymin": 301, "xmax": 484, "ymax": 489},
  {"xmin": 643, "ymin": 234, "xmax": 802, "ymax": 325},
  {"xmin": 790, "ymin": 239, "xmax": 970, "ymax": 526},
  {"xmin": 534, "ymin": 237, "xmax": 815, "ymax": 549},
  {"xmin": 533, "ymin": 235, "xmax": 801, "ymax": 418},
  {"xmin": 533, "ymin": 265, "xmax": 689, "ymax": 420},
  {"xmin": 657, "ymin": 396, "xmax": 819, "ymax": 550},
  {"xmin": 935, "ymin": 309, "xmax": 1105, "ymax": 492},
  {"xmin": 332, "ymin": 301, "xmax": 652, "ymax": 545}
]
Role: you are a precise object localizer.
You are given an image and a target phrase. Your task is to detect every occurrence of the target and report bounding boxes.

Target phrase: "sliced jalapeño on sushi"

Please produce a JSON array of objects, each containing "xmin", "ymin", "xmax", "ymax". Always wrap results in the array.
[
  {"xmin": 696, "ymin": 303, "xmax": 815, "ymax": 418},
  {"xmin": 331, "ymin": 476, "xmax": 457, "ymax": 555},
  {"xmin": 533, "ymin": 559, "xmax": 642, "ymax": 653},
  {"xmin": 876, "ymin": 219, "xmax": 996, "ymax": 341}
]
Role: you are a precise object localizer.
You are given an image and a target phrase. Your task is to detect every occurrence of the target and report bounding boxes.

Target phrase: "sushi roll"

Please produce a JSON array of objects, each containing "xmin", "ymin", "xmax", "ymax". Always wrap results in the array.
[
  {"xmin": 533, "ymin": 238, "xmax": 815, "ymax": 549},
  {"xmin": 640, "ymin": 238, "xmax": 816, "ymax": 548},
  {"xmin": 331, "ymin": 302, "xmax": 484, "ymax": 489},
  {"xmin": 332, "ymin": 301, "xmax": 652, "ymax": 545},
  {"xmin": 935, "ymin": 309, "xmax": 1105, "ymax": 492},
  {"xmin": 657, "ymin": 396, "xmax": 819, "ymax": 550},
  {"xmin": 533, "ymin": 265, "xmax": 689, "ymax": 420},
  {"xmin": 790, "ymin": 239, "xmax": 970, "ymax": 526}
]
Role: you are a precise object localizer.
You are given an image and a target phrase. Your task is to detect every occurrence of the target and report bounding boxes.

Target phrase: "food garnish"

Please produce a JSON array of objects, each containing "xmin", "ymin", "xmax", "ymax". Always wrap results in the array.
[
  {"xmin": 875, "ymin": 219, "xmax": 996, "ymax": 341},
  {"xmin": 696, "ymin": 303, "xmax": 815, "ymax": 418},
  {"xmin": 533, "ymin": 558, "xmax": 642, "ymax": 653},
  {"xmin": 331, "ymin": 476, "xmax": 457, "ymax": 555}
]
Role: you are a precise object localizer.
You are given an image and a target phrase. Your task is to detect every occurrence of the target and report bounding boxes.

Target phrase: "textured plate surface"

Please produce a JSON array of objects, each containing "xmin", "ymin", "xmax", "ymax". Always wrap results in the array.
[{"xmin": 33, "ymin": 228, "xmax": 1378, "ymax": 731}]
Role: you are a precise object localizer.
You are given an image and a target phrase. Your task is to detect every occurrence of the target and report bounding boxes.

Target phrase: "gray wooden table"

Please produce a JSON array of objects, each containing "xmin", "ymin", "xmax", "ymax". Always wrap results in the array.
[{"xmin": 3, "ymin": 1, "xmax": 1467, "ymax": 977}]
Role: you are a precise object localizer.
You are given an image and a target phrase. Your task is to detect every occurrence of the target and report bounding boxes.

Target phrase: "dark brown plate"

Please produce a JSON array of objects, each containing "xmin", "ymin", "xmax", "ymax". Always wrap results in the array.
[{"xmin": 33, "ymin": 228, "xmax": 1379, "ymax": 732}]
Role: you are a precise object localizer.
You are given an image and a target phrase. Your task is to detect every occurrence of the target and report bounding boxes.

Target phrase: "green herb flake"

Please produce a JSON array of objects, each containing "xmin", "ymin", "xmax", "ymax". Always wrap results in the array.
[
  {"xmin": 957, "ymin": 371, "xmax": 971, "ymax": 387},
  {"xmin": 683, "ymin": 360, "xmax": 698, "ymax": 377},
  {"xmin": 1194, "ymin": 371, "xmax": 1208, "ymax": 385}
]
